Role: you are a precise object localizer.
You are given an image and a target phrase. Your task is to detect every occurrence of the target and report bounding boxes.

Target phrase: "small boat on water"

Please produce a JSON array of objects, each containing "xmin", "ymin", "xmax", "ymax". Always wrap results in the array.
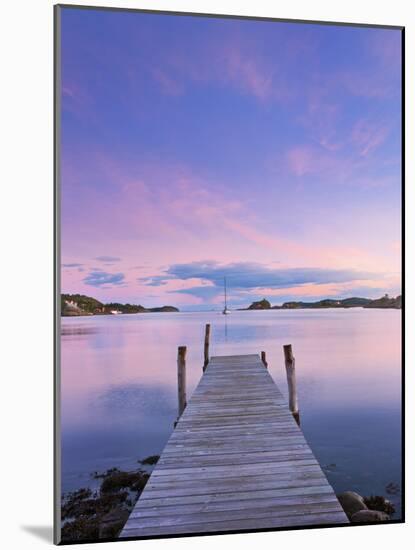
[{"xmin": 222, "ymin": 277, "xmax": 231, "ymax": 315}]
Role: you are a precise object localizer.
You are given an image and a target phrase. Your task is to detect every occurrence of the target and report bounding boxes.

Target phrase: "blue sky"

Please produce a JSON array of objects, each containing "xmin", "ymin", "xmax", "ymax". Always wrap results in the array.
[{"xmin": 61, "ymin": 7, "xmax": 402, "ymax": 310}]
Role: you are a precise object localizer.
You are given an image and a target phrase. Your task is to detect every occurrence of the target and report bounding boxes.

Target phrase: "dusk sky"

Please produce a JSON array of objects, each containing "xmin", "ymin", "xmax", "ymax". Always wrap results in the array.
[{"xmin": 61, "ymin": 8, "xmax": 402, "ymax": 310}]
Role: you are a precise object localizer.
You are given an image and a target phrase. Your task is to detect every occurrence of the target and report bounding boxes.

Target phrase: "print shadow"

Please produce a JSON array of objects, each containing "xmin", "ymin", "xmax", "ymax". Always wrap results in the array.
[{"xmin": 21, "ymin": 525, "xmax": 53, "ymax": 543}]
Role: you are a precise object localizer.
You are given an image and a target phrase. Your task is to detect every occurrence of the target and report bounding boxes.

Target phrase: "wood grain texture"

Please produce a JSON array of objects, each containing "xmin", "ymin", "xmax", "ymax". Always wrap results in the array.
[{"xmin": 120, "ymin": 354, "xmax": 348, "ymax": 538}]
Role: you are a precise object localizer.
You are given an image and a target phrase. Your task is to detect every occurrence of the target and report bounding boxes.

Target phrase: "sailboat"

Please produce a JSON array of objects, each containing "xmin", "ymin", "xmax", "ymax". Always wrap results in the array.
[{"xmin": 222, "ymin": 277, "xmax": 231, "ymax": 315}]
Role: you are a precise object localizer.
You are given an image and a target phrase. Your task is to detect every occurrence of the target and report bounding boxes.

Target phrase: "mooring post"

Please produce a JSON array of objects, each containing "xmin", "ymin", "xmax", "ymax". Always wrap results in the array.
[
  {"xmin": 177, "ymin": 346, "xmax": 187, "ymax": 421},
  {"xmin": 283, "ymin": 344, "xmax": 300, "ymax": 426},
  {"xmin": 261, "ymin": 351, "xmax": 268, "ymax": 368},
  {"xmin": 203, "ymin": 323, "xmax": 211, "ymax": 371}
]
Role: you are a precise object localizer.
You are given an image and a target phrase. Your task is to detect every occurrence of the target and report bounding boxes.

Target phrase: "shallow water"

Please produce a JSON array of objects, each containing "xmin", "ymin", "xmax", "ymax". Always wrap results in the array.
[{"xmin": 60, "ymin": 308, "xmax": 402, "ymax": 517}]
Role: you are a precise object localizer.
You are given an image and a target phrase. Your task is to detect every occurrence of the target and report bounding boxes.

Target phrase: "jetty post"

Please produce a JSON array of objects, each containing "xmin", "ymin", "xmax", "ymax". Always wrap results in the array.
[
  {"xmin": 203, "ymin": 323, "xmax": 211, "ymax": 371},
  {"xmin": 261, "ymin": 351, "xmax": 268, "ymax": 368},
  {"xmin": 283, "ymin": 344, "xmax": 300, "ymax": 425},
  {"xmin": 177, "ymin": 346, "xmax": 187, "ymax": 420}
]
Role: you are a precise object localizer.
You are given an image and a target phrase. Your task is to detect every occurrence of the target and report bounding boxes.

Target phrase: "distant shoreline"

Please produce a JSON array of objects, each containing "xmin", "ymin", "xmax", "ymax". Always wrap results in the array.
[
  {"xmin": 240, "ymin": 295, "xmax": 402, "ymax": 311},
  {"xmin": 61, "ymin": 294, "xmax": 179, "ymax": 317},
  {"xmin": 61, "ymin": 292, "xmax": 401, "ymax": 317}
]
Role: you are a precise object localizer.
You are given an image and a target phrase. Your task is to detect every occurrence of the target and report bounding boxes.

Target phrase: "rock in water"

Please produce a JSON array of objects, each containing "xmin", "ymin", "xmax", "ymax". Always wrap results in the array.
[
  {"xmin": 351, "ymin": 510, "xmax": 390, "ymax": 523},
  {"xmin": 337, "ymin": 491, "xmax": 367, "ymax": 518}
]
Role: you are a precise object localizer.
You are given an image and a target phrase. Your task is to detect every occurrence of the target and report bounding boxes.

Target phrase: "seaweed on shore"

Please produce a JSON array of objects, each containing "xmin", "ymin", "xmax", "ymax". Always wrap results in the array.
[
  {"xmin": 139, "ymin": 454, "xmax": 160, "ymax": 466},
  {"xmin": 363, "ymin": 495, "xmax": 396, "ymax": 516},
  {"xmin": 385, "ymin": 482, "xmax": 400, "ymax": 496},
  {"xmin": 92, "ymin": 467, "xmax": 120, "ymax": 479},
  {"xmin": 61, "ymin": 517, "xmax": 100, "ymax": 541},
  {"xmin": 61, "ymin": 468, "xmax": 149, "ymax": 542},
  {"xmin": 101, "ymin": 469, "xmax": 148, "ymax": 494}
]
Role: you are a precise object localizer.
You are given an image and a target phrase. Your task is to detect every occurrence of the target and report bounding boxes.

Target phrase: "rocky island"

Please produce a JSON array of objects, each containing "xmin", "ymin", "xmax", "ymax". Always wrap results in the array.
[
  {"xmin": 241, "ymin": 294, "xmax": 402, "ymax": 311},
  {"xmin": 61, "ymin": 294, "xmax": 179, "ymax": 317},
  {"xmin": 246, "ymin": 299, "xmax": 272, "ymax": 310}
]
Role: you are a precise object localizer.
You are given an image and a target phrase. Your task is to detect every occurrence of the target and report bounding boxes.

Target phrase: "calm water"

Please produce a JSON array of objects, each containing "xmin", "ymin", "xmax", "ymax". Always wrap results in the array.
[{"xmin": 61, "ymin": 309, "xmax": 402, "ymax": 516}]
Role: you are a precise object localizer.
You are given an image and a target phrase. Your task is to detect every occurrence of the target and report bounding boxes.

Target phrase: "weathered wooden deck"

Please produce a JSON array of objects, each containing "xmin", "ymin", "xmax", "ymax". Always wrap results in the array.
[{"xmin": 121, "ymin": 354, "xmax": 348, "ymax": 538}]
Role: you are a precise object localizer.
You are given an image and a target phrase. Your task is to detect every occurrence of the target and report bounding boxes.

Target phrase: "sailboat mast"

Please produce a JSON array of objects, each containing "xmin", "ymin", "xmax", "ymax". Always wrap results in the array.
[{"xmin": 224, "ymin": 277, "xmax": 227, "ymax": 309}]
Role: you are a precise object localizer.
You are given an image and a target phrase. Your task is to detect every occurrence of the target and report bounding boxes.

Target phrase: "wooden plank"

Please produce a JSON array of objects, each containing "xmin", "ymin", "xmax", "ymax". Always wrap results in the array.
[
  {"xmin": 150, "ymin": 460, "xmax": 320, "ymax": 479},
  {"xmin": 172, "ymin": 422, "xmax": 297, "ymax": 433},
  {"xmin": 137, "ymin": 477, "xmax": 332, "ymax": 500},
  {"xmin": 122, "ymin": 511, "xmax": 348, "ymax": 537},
  {"xmin": 156, "ymin": 453, "xmax": 318, "ymax": 469},
  {"xmin": 163, "ymin": 440, "xmax": 311, "ymax": 453},
  {"xmin": 120, "ymin": 353, "xmax": 348, "ymax": 538},
  {"xmin": 145, "ymin": 466, "xmax": 324, "ymax": 488},
  {"xmin": 169, "ymin": 425, "xmax": 302, "ymax": 436},
  {"xmin": 159, "ymin": 447, "xmax": 315, "ymax": 459},
  {"xmin": 129, "ymin": 501, "xmax": 345, "ymax": 528},
  {"xmin": 131, "ymin": 492, "xmax": 338, "ymax": 516},
  {"xmin": 130, "ymin": 490, "xmax": 333, "ymax": 510}
]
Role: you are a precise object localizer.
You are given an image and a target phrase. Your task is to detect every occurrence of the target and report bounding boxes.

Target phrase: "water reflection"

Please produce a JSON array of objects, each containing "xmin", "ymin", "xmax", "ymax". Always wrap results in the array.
[
  {"xmin": 61, "ymin": 325, "xmax": 99, "ymax": 337},
  {"xmin": 95, "ymin": 383, "xmax": 175, "ymax": 418},
  {"xmin": 60, "ymin": 309, "xmax": 401, "ymax": 516}
]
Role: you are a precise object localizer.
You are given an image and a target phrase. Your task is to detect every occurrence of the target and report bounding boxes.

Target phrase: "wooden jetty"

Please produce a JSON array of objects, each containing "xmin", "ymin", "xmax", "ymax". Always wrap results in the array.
[{"xmin": 121, "ymin": 342, "xmax": 348, "ymax": 538}]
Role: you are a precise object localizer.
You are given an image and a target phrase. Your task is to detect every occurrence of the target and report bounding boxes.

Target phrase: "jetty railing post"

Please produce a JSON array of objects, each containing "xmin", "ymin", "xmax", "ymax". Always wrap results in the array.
[
  {"xmin": 283, "ymin": 344, "xmax": 300, "ymax": 426},
  {"xmin": 177, "ymin": 346, "xmax": 187, "ymax": 421},
  {"xmin": 261, "ymin": 351, "xmax": 268, "ymax": 368},
  {"xmin": 203, "ymin": 323, "xmax": 211, "ymax": 371}
]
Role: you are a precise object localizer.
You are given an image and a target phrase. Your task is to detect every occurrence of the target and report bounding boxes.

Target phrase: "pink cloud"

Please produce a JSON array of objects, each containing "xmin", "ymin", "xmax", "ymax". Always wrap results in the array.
[
  {"xmin": 224, "ymin": 46, "xmax": 274, "ymax": 102},
  {"xmin": 223, "ymin": 218, "xmax": 391, "ymax": 275},
  {"xmin": 368, "ymin": 31, "xmax": 402, "ymax": 70},
  {"xmin": 62, "ymin": 150, "xmax": 398, "ymax": 303},
  {"xmin": 285, "ymin": 144, "xmax": 345, "ymax": 178},
  {"xmin": 286, "ymin": 146, "xmax": 315, "ymax": 176},
  {"xmin": 290, "ymin": 116, "xmax": 391, "ymax": 184},
  {"xmin": 151, "ymin": 68, "xmax": 184, "ymax": 96},
  {"xmin": 297, "ymin": 85, "xmax": 343, "ymax": 152},
  {"xmin": 391, "ymin": 240, "xmax": 401, "ymax": 254},
  {"xmin": 283, "ymin": 138, "xmax": 394, "ymax": 189},
  {"xmin": 351, "ymin": 119, "xmax": 389, "ymax": 157},
  {"xmin": 143, "ymin": 32, "xmax": 293, "ymax": 105},
  {"xmin": 337, "ymin": 69, "xmax": 394, "ymax": 99},
  {"xmin": 62, "ymin": 86, "xmax": 75, "ymax": 98},
  {"xmin": 258, "ymin": 277, "xmax": 399, "ymax": 300},
  {"xmin": 61, "ymin": 81, "xmax": 93, "ymax": 117}
]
